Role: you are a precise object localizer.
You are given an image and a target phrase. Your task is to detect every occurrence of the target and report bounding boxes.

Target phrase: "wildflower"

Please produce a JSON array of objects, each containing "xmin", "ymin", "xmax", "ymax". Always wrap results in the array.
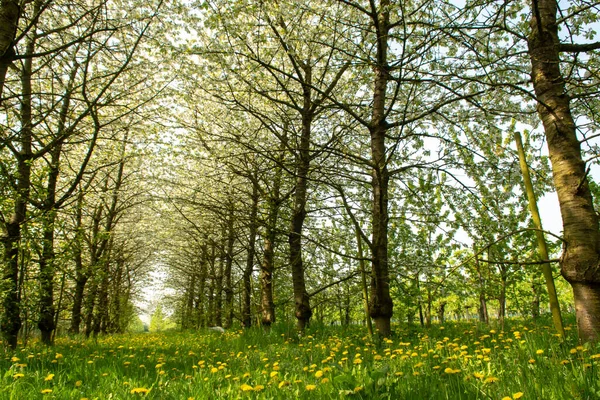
[
  {"xmin": 13, "ymin": 373, "xmax": 24, "ymax": 379},
  {"xmin": 560, "ymin": 360, "xmax": 570, "ymax": 365},
  {"xmin": 11, "ymin": 357, "xmax": 20, "ymax": 362},
  {"xmin": 254, "ymin": 385, "xmax": 265, "ymax": 391},
  {"xmin": 305, "ymin": 384, "xmax": 317, "ymax": 391},
  {"xmin": 484, "ymin": 377, "xmax": 499, "ymax": 383},
  {"xmin": 240, "ymin": 384, "xmax": 253, "ymax": 392},
  {"xmin": 536, "ymin": 350, "xmax": 544, "ymax": 355},
  {"xmin": 528, "ymin": 359, "xmax": 535, "ymax": 364},
  {"xmin": 444, "ymin": 368, "xmax": 460, "ymax": 374},
  {"xmin": 130, "ymin": 387, "xmax": 150, "ymax": 394},
  {"xmin": 513, "ymin": 392, "xmax": 524, "ymax": 399},
  {"xmin": 41, "ymin": 389, "xmax": 53, "ymax": 394},
  {"xmin": 55, "ymin": 353, "xmax": 63, "ymax": 359},
  {"xmin": 75, "ymin": 380, "xmax": 82, "ymax": 387},
  {"xmin": 44, "ymin": 373, "xmax": 55, "ymax": 381},
  {"xmin": 354, "ymin": 386, "xmax": 363, "ymax": 392},
  {"xmin": 590, "ymin": 354, "xmax": 600, "ymax": 359},
  {"xmin": 502, "ymin": 397, "xmax": 512, "ymax": 400},
  {"xmin": 210, "ymin": 367, "xmax": 219, "ymax": 373},
  {"xmin": 315, "ymin": 370, "xmax": 324, "ymax": 378},
  {"xmin": 473, "ymin": 372, "xmax": 484, "ymax": 379},
  {"xmin": 278, "ymin": 380, "xmax": 290, "ymax": 388}
]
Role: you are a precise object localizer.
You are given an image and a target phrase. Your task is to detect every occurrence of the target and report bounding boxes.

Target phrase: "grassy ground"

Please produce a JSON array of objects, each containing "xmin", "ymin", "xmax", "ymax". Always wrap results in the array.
[{"xmin": 1, "ymin": 316, "xmax": 599, "ymax": 399}]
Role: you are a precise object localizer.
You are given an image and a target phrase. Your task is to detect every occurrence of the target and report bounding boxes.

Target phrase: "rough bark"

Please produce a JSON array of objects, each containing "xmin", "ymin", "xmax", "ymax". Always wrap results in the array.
[
  {"xmin": 1, "ymin": 30, "xmax": 35, "ymax": 349},
  {"xmin": 289, "ymin": 64, "xmax": 313, "ymax": 331},
  {"xmin": 528, "ymin": 0, "xmax": 600, "ymax": 341},
  {"xmin": 0, "ymin": 0, "xmax": 20, "ymax": 101},
  {"xmin": 367, "ymin": 0, "xmax": 393, "ymax": 337}
]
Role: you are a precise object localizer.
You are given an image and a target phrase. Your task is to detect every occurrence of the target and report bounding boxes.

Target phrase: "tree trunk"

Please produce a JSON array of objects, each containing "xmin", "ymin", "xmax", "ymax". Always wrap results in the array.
[
  {"xmin": 224, "ymin": 204, "xmax": 235, "ymax": 329},
  {"xmin": 289, "ymin": 65, "xmax": 313, "ymax": 331},
  {"xmin": 0, "ymin": 0, "xmax": 20, "ymax": 101},
  {"xmin": 368, "ymin": 1, "xmax": 393, "ymax": 336},
  {"xmin": 437, "ymin": 301, "xmax": 447, "ymax": 324},
  {"xmin": 1, "ymin": 28, "xmax": 36, "ymax": 349},
  {"xmin": 242, "ymin": 181, "xmax": 258, "ymax": 328},
  {"xmin": 69, "ymin": 190, "xmax": 87, "ymax": 334},
  {"xmin": 528, "ymin": 0, "xmax": 600, "ymax": 341}
]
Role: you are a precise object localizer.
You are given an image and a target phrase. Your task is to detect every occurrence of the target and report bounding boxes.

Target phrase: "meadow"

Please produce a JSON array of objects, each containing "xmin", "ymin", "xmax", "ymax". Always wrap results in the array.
[{"xmin": 1, "ymin": 317, "xmax": 599, "ymax": 400}]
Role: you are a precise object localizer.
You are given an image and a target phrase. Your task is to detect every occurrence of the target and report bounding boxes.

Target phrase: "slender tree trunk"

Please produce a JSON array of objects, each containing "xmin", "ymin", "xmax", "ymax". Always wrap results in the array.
[
  {"xmin": 368, "ymin": 1, "xmax": 393, "ymax": 336},
  {"xmin": 528, "ymin": 0, "xmax": 600, "ymax": 341},
  {"xmin": 214, "ymin": 240, "xmax": 223, "ymax": 327},
  {"xmin": 70, "ymin": 190, "xmax": 87, "ymax": 334},
  {"xmin": 356, "ymin": 227, "xmax": 373, "ymax": 336},
  {"xmin": 531, "ymin": 279, "xmax": 540, "ymax": 320},
  {"xmin": 242, "ymin": 181, "xmax": 258, "ymax": 328},
  {"xmin": 437, "ymin": 301, "xmax": 447, "ymax": 324},
  {"xmin": 474, "ymin": 245, "xmax": 489, "ymax": 323},
  {"xmin": 224, "ymin": 204, "xmax": 235, "ymax": 329},
  {"xmin": 498, "ymin": 265, "xmax": 507, "ymax": 329},
  {"xmin": 184, "ymin": 273, "xmax": 196, "ymax": 329}
]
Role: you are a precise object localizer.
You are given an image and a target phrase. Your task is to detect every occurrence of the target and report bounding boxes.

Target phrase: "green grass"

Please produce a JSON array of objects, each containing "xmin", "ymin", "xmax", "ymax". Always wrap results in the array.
[{"xmin": 1, "ymin": 317, "xmax": 599, "ymax": 399}]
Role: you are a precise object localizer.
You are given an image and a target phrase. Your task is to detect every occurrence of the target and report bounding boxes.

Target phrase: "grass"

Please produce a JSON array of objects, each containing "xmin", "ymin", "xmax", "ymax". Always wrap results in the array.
[{"xmin": 1, "ymin": 316, "xmax": 599, "ymax": 399}]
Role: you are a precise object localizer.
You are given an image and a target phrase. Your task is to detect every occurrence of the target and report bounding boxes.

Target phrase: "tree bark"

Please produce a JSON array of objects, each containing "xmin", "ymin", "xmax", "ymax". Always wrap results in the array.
[
  {"xmin": 289, "ymin": 64, "xmax": 313, "ymax": 331},
  {"xmin": 1, "ymin": 27, "xmax": 35, "ymax": 349},
  {"xmin": 528, "ymin": 0, "xmax": 600, "ymax": 341},
  {"xmin": 368, "ymin": 0, "xmax": 393, "ymax": 336},
  {"xmin": 0, "ymin": 0, "xmax": 20, "ymax": 102}
]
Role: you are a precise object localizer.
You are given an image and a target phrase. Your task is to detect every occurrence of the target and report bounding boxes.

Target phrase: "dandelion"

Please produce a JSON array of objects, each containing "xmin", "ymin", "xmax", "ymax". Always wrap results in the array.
[
  {"xmin": 315, "ymin": 370, "xmax": 324, "ymax": 378},
  {"xmin": 270, "ymin": 371, "xmax": 279, "ymax": 378},
  {"xmin": 240, "ymin": 384, "xmax": 254, "ymax": 392},
  {"xmin": 305, "ymin": 384, "xmax": 317, "ymax": 391},
  {"xmin": 41, "ymin": 389, "xmax": 53, "ymax": 394},
  {"xmin": 44, "ymin": 373, "xmax": 55, "ymax": 381},
  {"xmin": 254, "ymin": 385, "xmax": 265, "ymax": 391},
  {"xmin": 536, "ymin": 349, "xmax": 544, "ymax": 355},
  {"xmin": 130, "ymin": 387, "xmax": 150, "ymax": 394},
  {"xmin": 13, "ymin": 373, "xmax": 24, "ymax": 379},
  {"xmin": 484, "ymin": 376, "xmax": 499, "ymax": 383},
  {"xmin": 278, "ymin": 380, "xmax": 290, "ymax": 388},
  {"xmin": 513, "ymin": 392, "xmax": 524, "ymax": 399},
  {"xmin": 75, "ymin": 380, "xmax": 82, "ymax": 387}
]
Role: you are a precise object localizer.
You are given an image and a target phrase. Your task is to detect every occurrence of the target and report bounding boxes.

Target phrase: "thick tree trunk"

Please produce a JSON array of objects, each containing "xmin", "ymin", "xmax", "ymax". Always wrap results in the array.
[
  {"xmin": 289, "ymin": 66, "xmax": 313, "ymax": 331},
  {"xmin": 1, "ymin": 31, "xmax": 35, "ymax": 349},
  {"xmin": 0, "ymin": 0, "xmax": 20, "ymax": 101},
  {"xmin": 368, "ymin": 1, "xmax": 393, "ymax": 337},
  {"xmin": 528, "ymin": 0, "xmax": 600, "ymax": 341}
]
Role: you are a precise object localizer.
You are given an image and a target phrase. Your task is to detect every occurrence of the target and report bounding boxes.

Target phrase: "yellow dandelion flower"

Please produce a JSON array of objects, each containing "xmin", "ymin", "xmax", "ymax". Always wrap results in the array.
[
  {"xmin": 305, "ymin": 384, "xmax": 317, "ymax": 391},
  {"xmin": 315, "ymin": 370, "xmax": 324, "ymax": 378},
  {"xmin": 502, "ymin": 397, "xmax": 512, "ymax": 400},
  {"xmin": 13, "ymin": 373, "xmax": 24, "ymax": 379},
  {"xmin": 473, "ymin": 372, "xmax": 484, "ymax": 379},
  {"xmin": 353, "ymin": 358, "xmax": 362, "ymax": 364},
  {"xmin": 55, "ymin": 353, "xmax": 63, "ymax": 359},
  {"xmin": 513, "ymin": 392, "xmax": 524, "ymax": 399},
  {"xmin": 41, "ymin": 389, "xmax": 53, "ymax": 394},
  {"xmin": 321, "ymin": 378, "xmax": 330, "ymax": 383},
  {"xmin": 11, "ymin": 357, "xmax": 20, "ymax": 362},
  {"xmin": 278, "ymin": 380, "xmax": 290, "ymax": 388},
  {"xmin": 130, "ymin": 387, "xmax": 150, "ymax": 394},
  {"xmin": 44, "ymin": 373, "xmax": 54, "ymax": 381},
  {"xmin": 536, "ymin": 350, "xmax": 544, "ymax": 355},
  {"xmin": 240, "ymin": 384, "xmax": 254, "ymax": 392},
  {"xmin": 590, "ymin": 354, "xmax": 600, "ymax": 359},
  {"xmin": 354, "ymin": 386, "xmax": 363, "ymax": 392},
  {"xmin": 484, "ymin": 376, "xmax": 499, "ymax": 383},
  {"xmin": 210, "ymin": 367, "xmax": 219, "ymax": 373},
  {"xmin": 528, "ymin": 359, "xmax": 535, "ymax": 364},
  {"xmin": 254, "ymin": 385, "xmax": 265, "ymax": 391}
]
